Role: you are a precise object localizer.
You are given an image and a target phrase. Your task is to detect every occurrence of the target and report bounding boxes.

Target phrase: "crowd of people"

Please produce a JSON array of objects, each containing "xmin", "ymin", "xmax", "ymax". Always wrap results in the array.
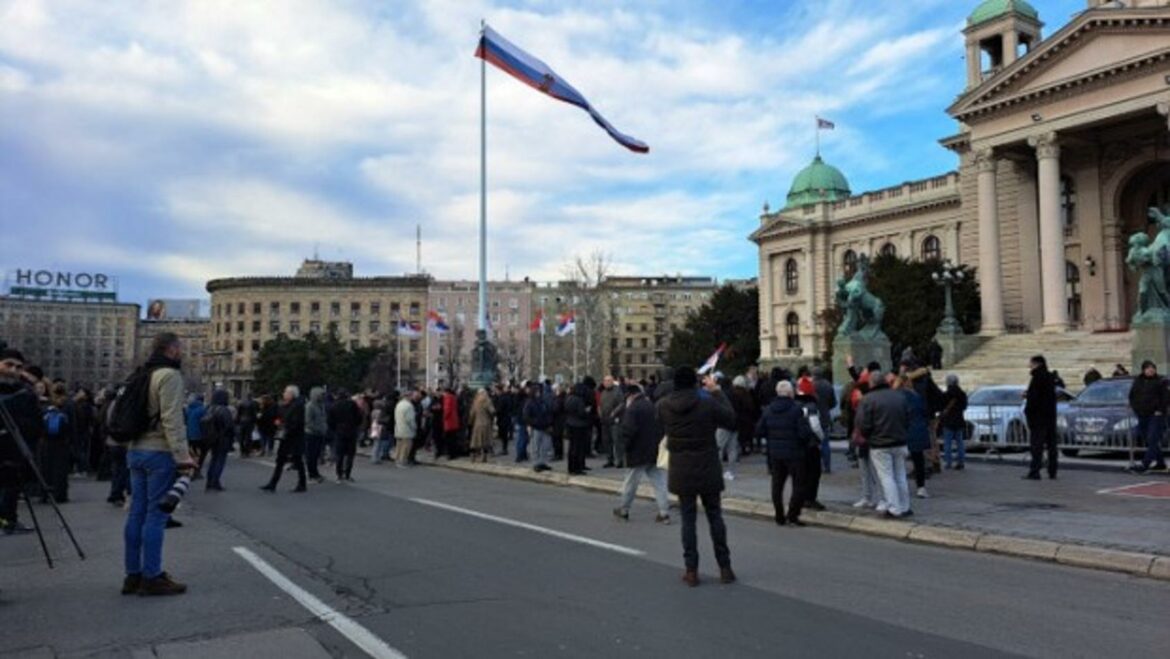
[{"xmin": 4, "ymin": 328, "xmax": 1169, "ymax": 593}]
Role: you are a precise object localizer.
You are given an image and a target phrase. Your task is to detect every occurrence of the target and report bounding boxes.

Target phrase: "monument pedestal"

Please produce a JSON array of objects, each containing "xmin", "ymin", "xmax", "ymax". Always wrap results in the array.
[
  {"xmin": 832, "ymin": 334, "xmax": 891, "ymax": 385},
  {"xmin": 1131, "ymin": 320, "xmax": 1170, "ymax": 374},
  {"xmin": 468, "ymin": 330, "xmax": 499, "ymax": 390}
]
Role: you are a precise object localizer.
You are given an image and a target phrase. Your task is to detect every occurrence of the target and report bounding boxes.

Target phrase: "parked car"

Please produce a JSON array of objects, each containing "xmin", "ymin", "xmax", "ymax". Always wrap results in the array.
[
  {"xmin": 1056, "ymin": 377, "xmax": 1161, "ymax": 456},
  {"xmin": 967, "ymin": 385, "xmax": 1074, "ymax": 449}
]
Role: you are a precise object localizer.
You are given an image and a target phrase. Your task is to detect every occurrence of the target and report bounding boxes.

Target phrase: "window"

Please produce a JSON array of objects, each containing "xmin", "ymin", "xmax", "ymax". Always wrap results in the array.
[
  {"xmin": 785, "ymin": 312, "xmax": 801, "ymax": 350},
  {"xmin": 290, "ymin": 302, "xmax": 300, "ymax": 314},
  {"xmin": 370, "ymin": 302, "xmax": 380, "ymax": 315},
  {"xmin": 310, "ymin": 301, "xmax": 320, "ymax": 314},
  {"xmin": 370, "ymin": 321, "xmax": 380, "ymax": 333},
  {"xmin": 1066, "ymin": 261, "xmax": 1082, "ymax": 325},
  {"xmin": 251, "ymin": 320, "xmax": 260, "ymax": 332},
  {"xmin": 880, "ymin": 243, "xmax": 897, "ymax": 258},
  {"xmin": 921, "ymin": 235, "xmax": 941, "ymax": 262},
  {"xmin": 625, "ymin": 338, "xmax": 633, "ymax": 348},
  {"xmin": 390, "ymin": 302, "xmax": 401, "ymax": 315},
  {"xmin": 252, "ymin": 302, "xmax": 260, "ymax": 314},
  {"xmin": 290, "ymin": 321, "xmax": 301, "ymax": 336},
  {"xmin": 641, "ymin": 337, "xmax": 649, "ymax": 348},
  {"xmin": 310, "ymin": 321, "xmax": 321, "ymax": 334},
  {"xmin": 236, "ymin": 340, "xmax": 244, "ymax": 353},
  {"xmin": 410, "ymin": 302, "xmax": 420, "ymax": 316},
  {"xmin": 784, "ymin": 258, "xmax": 799, "ymax": 295},
  {"xmin": 270, "ymin": 301, "xmax": 280, "ymax": 314},
  {"xmin": 843, "ymin": 250, "xmax": 858, "ymax": 278},
  {"xmin": 251, "ymin": 340, "xmax": 260, "ymax": 353},
  {"xmin": 330, "ymin": 302, "xmax": 340, "ymax": 316},
  {"xmin": 269, "ymin": 321, "xmax": 279, "ymax": 334},
  {"xmin": 1061, "ymin": 175, "xmax": 1077, "ymax": 234},
  {"xmin": 351, "ymin": 302, "xmax": 361, "ymax": 317},
  {"xmin": 236, "ymin": 321, "xmax": 244, "ymax": 333},
  {"xmin": 237, "ymin": 302, "xmax": 245, "ymax": 314},
  {"xmin": 349, "ymin": 321, "xmax": 360, "ymax": 334}
]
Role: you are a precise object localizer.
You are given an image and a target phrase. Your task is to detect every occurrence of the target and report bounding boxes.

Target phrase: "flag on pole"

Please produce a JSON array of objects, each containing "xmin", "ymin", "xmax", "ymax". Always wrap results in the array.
[
  {"xmin": 426, "ymin": 311, "xmax": 450, "ymax": 334},
  {"xmin": 529, "ymin": 310, "xmax": 545, "ymax": 333},
  {"xmin": 475, "ymin": 25, "xmax": 649, "ymax": 154},
  {"xmin": 816, "ymin": 116, "xmax": 835, "ymax": 130},
  {"xmin": 396, "ymin": 319, "xmax": 423, "ymax": 338},
  {"xmin": 555, "ymin": 312, "xmax": 576, "ymax": 337},
  {"xmin": 696, "ymin": 343, "xmax": 727, "ymax": 375}
]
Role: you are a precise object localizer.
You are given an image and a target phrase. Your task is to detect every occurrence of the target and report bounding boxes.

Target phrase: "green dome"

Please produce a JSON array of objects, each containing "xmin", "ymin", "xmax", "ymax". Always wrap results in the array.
[
  {"xmin": 968, "ymin": 0, "xmax": 1039, "ymax": 27},
  {"xmin": 785, "ymin": 156, "xmax": 851, "ymax": 209}
]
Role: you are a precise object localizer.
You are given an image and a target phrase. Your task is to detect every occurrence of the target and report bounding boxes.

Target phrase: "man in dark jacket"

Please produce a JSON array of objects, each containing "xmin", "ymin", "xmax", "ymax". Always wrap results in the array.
[
  {"xmin": 811, "ymin": 367, "xmax": 836, "ymax": 472},
  {"xmin": 328, "ymin": 391, "xmax": 362, "ymax": 481},
  {"xmin": 940, "ymin": 374, "xmax": 968, "ymax": 470},
  {"xmin": 857, "ymin": 369, "xmax": 912, "ymax": 517},
  {"xmin": 1129, "ymin": 361, "xmax": 1169, "ymax": 473},
  {"xmin": 1023, "ymin": 355, "xmax": 1058, "ymax": 480},
  {"xmin": 523, "ymin": 382, "xmax": 555, "ymax": 473},
  {"xmin": 261, "ymin": 385, "xmax": 307, "ymax": 493},
  {"xmin": 656, "ymin": 367, "xmax": 736, "ymax": 587},
  {"xmin": 564, "ymin": 380, "xmax": 595, "ymax": 475},
  {"xmin": 613, "ymin": 384, "xmax": 670, "ymax": 523},
  {"xmin": 755, "ymin": 381, "xmax": 813, "ymax": 526},
  {"xmin": 0, "ymin": 348, "xmax": 41, "ymax": 535}
]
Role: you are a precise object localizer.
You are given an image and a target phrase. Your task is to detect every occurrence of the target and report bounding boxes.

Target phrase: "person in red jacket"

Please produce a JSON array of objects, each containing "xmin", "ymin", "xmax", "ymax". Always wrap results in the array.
[{"xmin": 438, "ymin": 388, "xmax": 461, "ymax": 460}]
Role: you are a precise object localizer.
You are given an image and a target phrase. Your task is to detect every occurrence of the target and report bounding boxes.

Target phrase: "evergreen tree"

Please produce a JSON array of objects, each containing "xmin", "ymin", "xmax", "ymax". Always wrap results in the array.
[{"xmin": 665, "ymin": 285, "xmax": 759, "ymax": 376}]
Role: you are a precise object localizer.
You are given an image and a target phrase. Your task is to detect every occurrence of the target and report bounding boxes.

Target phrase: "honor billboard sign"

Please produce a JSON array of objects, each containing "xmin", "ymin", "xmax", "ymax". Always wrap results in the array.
[{"xmin": 6, "ymin": 269, "xmax": 118, "ymax": 301}]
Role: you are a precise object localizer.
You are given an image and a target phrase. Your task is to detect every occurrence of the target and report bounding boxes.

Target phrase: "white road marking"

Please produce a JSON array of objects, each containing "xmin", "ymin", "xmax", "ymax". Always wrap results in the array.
[
  {"xmin": 409, "ymin": 497, "xmax": 646, "ymax": 557},
  {"xmin": 1096, "ymin": 481, "xmax": 1164, "ymax": 495},
  {"xmin": 233, "ymin": 546, "xmax": 408, "ymax": 659}
]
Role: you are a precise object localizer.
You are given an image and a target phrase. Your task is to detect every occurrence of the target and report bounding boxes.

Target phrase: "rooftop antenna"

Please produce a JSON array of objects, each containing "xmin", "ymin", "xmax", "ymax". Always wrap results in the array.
[
  {"xmin": 505, "ymin": 263, "xmax": 510, "ymax": 281},
  {"xmin": 313, "ymin": 242, "xmax": 320, "ymax": 260}
]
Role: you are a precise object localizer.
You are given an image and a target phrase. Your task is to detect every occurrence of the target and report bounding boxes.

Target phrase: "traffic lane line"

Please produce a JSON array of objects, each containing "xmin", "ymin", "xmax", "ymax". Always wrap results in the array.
[
  {"xmin": 233, "ymin": 546, "xmax": 408, "ymax": 659},
  {"xmin": 409, "ymin": 497, "xmax": 646, "ymax": 557}
]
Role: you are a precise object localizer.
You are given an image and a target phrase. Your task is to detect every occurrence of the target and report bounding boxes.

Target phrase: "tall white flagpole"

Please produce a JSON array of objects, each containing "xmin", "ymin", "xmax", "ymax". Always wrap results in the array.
[
  {"xmin": 540, "ymin": 315, "xmax": 546, "ymax": 381},
  {"xmin": 477, "ymin": 19, "xmax": 488, "ymax": 334},
  {"xmin": 425, "ymin": 322, "xmax": 431, "ymax": 389},
  {"xmin": 572, "ymin": 319, "xmax": 578, "ymax": 382},
  {"xmin": 396, "ymin": 332, "xmax": 402, "ymax": 391}
]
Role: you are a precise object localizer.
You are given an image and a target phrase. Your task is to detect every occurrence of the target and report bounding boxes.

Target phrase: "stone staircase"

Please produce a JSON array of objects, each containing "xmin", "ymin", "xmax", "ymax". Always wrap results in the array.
[{"xmin": 946, "ymin": 331, "xmax": 1132, "ymax": 390}]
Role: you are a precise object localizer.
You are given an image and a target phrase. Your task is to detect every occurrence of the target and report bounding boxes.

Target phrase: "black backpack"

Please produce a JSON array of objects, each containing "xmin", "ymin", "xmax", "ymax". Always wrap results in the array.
[{"xmin": 106, "ymin": 367, "xmax": 158, "ymax": 444}]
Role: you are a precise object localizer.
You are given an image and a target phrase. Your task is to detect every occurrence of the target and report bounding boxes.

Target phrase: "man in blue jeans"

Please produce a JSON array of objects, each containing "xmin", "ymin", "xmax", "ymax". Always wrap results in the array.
[{"xmin": 123, "ymin": 332, "xmax": 195, "ymax": 597}]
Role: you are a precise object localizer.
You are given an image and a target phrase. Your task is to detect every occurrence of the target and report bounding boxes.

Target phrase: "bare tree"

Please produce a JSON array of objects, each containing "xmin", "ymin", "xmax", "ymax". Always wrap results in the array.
[
  {"xmin": 562, "ymin": 250, "xmax": 614, "ymax": 379},
  {"xmin": 496, "ymin": 332, "xmax": 528, "ymax": 383}
]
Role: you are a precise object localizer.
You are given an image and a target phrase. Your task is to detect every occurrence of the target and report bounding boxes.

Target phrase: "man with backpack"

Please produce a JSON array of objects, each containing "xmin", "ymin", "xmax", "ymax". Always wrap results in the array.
[
  {"xmin": 0, "ymin": 348, "xmax": 41, "ymax": 536},
  {"xmin": 119, "ymin": 332, "xmax": 196, "ymax": 596}
]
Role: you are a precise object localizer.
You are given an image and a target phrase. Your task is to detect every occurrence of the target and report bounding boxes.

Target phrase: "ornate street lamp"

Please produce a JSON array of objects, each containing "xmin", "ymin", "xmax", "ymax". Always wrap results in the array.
[{"xmin": 932, "ymin": 261, "xmax": 965, "ymax": 335}]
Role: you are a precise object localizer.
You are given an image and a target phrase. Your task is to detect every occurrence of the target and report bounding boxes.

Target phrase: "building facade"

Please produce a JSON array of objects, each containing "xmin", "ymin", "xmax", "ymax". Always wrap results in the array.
[
  {"xmin": 0, "ymin": 296, "xmax": 139, "ymax": 390},
  {"xmin": 604, "ymin": 276, "xmax": 718, "ymax": 382},
  {"xmin": 135, "ymin": 318, "xmax": 212, "ymax": 394},
  {"xmin": 205, "ymin": 262, "xmax": 431, "ymax": 397},
  {"xmin": 754, "ymin": 0, "xmax": 1170, "ymax": 363}
]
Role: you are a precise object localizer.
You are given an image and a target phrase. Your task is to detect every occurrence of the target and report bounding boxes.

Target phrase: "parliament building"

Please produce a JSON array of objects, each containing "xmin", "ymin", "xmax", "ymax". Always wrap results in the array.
[{"xmin": 753, "ymin": 0, "xmax": 1170, "ymax": 370}]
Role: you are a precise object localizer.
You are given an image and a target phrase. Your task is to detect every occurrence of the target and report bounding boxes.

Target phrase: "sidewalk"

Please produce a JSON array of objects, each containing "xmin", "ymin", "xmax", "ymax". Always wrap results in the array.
[{"xmin": 395, "ymin": 445, "xmax": 1170, "ymax": 581}]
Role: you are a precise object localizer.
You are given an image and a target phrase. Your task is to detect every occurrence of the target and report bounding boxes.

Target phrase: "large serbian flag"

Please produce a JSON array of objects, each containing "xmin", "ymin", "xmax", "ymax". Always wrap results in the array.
[
  {"xmin": 697, "ymin": 343, "xmax": 727, "ymax": 375},
  {"xmin": 529, "ymin": 310, "xmax": 545, "ymax": 333},
  {"xmin": 475, "ymin": 25, "xmax": 649, "ymax": 154}
]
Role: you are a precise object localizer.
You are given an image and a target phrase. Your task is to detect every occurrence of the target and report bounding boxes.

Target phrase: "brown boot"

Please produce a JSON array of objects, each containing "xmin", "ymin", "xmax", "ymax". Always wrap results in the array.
[
  {"xmin": 720, "ymin": 567, "xmax": 737, "ymax": 584},
  {"xmin": 121, "ymin": 574, "xmax": 141, "ymax": 595},
  {"xmin": 682, "ymin": 569, "xmax": 699, "ymax": 587},
  {"xmin": 139, "ymin": 572, "xmax": 187, "ymax": 596}
]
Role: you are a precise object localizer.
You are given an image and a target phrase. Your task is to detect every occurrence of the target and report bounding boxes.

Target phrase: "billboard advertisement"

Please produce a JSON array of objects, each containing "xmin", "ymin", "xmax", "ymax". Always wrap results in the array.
[{"xmin": 145, "ymin": 299, "xmax": 207, "ymax": 321}]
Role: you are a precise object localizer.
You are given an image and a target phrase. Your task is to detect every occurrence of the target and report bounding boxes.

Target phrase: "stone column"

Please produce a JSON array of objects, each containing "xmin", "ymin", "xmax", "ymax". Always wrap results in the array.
[
  {"xmin": 806, "ymin": 234, "xmax": 817, "ymax": 356},
  {"xmin": 1029, "ymin": 132, "xmax": 1069, "ymax": 331},
  {"xmin": 760, "ymin": 253, "xmax": 775, "ymax": 358},
  {"xmin": 975, "ymin": 148, "xmax": 1005, "ymax": 334}
]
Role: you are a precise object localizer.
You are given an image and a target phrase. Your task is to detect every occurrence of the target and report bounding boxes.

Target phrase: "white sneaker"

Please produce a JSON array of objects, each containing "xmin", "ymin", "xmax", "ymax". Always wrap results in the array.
[
  {"xmin": 723, "ymin": 470, "xmax": 735, "ymax": 481},
  {"xmin": 875, "ymin": 501, "xmax": 890, "ymax": 513},
  {"xmin": 916, "ymin": 487, "xmax": 930, "ymax": 499},
  {"xmin": 852, "ymin": 499, "xmax": 873, "ymax": 509}
]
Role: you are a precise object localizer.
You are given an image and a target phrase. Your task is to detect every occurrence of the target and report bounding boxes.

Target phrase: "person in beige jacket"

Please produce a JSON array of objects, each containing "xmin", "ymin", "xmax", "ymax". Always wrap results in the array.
[
  {"xmin": 393, "ymin": 391, "xmax": 419, "ymax": 467},
  {"xmin": 123, "ymin": 332, "xmax": 195, "ymax": 597}
]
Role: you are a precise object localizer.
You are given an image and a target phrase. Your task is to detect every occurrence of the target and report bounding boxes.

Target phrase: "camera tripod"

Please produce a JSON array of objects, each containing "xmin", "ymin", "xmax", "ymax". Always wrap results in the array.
[{"xmin": 0, "ymin": 395, "xmax": 86, "ymax": 568}]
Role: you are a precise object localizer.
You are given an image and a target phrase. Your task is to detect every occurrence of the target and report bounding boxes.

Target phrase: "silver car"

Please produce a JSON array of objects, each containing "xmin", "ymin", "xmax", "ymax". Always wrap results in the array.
[{"xmin": 966, "ymin": 385, "xmax": 1074, "ymax": 448}]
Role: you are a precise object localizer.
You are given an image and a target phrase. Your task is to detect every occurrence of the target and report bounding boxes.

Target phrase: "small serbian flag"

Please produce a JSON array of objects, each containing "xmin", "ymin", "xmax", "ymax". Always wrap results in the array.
[
  {"xmin": 556, "ymin": 312, "xmax": 576, "ymax": 337},
  {"xmin": 426, "ymin": 311, "xmax": 450, "ymax": 334},
  {"xmin": 530, "ymin": 310, "xmax": 545, "ymax": 333},
  {"xmin": 475, "ymin": 25, "xmax": 649, "ymax": 154},
  {"xmin": 816, "ymin": 116, "xmax": 835, "ymax": 130},
  {"xmin": 397, "ymin": 320, "xmax": 423, "ymax": 338},
  {"xmin": 697, "ymin": 343, "xmax": 727, "ymax": 375}
]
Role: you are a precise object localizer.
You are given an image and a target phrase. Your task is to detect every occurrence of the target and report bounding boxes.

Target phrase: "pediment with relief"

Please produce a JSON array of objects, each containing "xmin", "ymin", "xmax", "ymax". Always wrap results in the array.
[{"xmin": 950, "ymin": 10, "xmax": 1170, "ymax": 122}]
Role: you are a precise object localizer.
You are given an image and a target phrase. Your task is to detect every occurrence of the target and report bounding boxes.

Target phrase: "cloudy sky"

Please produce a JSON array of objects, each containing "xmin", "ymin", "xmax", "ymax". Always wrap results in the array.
[{"xmin": 0, "ymin": 0, "xmax": 1082, "ymax": 305}]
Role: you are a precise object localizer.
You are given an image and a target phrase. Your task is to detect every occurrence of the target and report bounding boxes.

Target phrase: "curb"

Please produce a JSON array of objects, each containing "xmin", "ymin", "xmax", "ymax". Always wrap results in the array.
[{"xmin": 415, "ymin": 456, "xmax": 1170, "ymax": 582}]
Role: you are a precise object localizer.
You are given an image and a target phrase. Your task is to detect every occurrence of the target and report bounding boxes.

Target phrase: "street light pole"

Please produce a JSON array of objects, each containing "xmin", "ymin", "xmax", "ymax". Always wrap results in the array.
[{"xmin": 932, "ymin": 261, "xmax": 965, "ymax": 335}]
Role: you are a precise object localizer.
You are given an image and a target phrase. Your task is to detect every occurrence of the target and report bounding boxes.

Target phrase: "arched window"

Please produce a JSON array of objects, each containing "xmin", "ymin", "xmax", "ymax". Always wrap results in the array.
[
  {"xmin": 843, "ymin": 250, "xmax": 858, "ymax": 278},
  {"xmin": 880, "ymin": 243, "xmax": 897, "ymax": 258},
  {"xmin": 921, "ymin": 235, "xmax": 941, "ymax": 262},
  {"xmin": 784, "ymin": 258, "xmax": 799, "ymax": 295},
  {"xmin": 1060, "ymin": 176, "xmax": 1076, "ymax": 234},
  {"xmin": 785, "ymin": 312, "xmax": 801, "ymax": 349},
  {"xmin": 1066, "ymin": 261, "xmax": 1082, "ymax": 325}
]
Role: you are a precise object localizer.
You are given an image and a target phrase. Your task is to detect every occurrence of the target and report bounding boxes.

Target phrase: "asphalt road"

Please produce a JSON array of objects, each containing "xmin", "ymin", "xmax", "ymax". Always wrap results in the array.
[{"xmin": 2, "ymin": 457, "xmax": 1168, "ymax": 658}]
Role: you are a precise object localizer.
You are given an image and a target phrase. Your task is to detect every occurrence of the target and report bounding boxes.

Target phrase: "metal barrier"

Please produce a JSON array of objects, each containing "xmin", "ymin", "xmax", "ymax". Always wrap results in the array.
[{"xmin": 961, "ymin": 406, "xmax": 1165, "ymax": 466}]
